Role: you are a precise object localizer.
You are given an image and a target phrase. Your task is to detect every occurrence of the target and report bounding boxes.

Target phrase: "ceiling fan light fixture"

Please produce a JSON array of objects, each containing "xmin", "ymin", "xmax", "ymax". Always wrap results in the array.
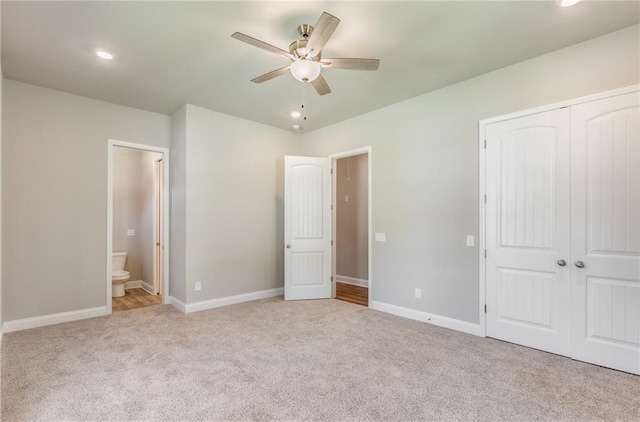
[
  {"xmin": 290, "ymin": 110, "xmax": 301, "ymax": 118},
  {"xmin": 290, "ymin": 59, "xmax": 321, "ymax": 83},
  {"xmin": 559, "ymin": 0, "xmax": 580, "ymax": 7}
]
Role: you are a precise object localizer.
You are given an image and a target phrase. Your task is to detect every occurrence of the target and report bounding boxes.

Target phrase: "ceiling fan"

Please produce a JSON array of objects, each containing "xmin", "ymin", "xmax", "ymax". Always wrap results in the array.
[{"xmin": 231, "ymin": 12, "xmax": 380, "ymax": 96}]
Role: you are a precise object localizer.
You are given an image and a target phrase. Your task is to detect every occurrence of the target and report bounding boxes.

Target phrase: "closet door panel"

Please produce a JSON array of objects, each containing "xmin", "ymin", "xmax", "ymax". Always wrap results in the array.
[
  {"xmin": 571, "ymin": 91, "xmax": 640, "ymax": 375},
  {"xmin": 485, "ymin": 108, "xmax": 571, "ymax": 356}
]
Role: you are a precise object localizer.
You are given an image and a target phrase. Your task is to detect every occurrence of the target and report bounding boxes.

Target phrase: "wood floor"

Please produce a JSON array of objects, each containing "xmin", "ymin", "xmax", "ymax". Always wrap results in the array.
[
  {"xmin": 112, "ymin": 288, "xmax": 162, "ymax": 312},
  {"xmin": 336, "ymin": 282, "xmax": 368, "ymax": 307}
]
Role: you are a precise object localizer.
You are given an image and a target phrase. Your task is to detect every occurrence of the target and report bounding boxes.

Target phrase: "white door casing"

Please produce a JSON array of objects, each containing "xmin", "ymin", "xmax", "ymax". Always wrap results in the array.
[
  {"xmin": 570, "ymin": 92, "xmax": 640, "ymax": 375},
  {"xmin": 485, "ymin": 108, "xmax": 571, "ymax": 356},
  {"xmin": 284, "ymin": 156, "xmax": 332, "ymax": 300}
]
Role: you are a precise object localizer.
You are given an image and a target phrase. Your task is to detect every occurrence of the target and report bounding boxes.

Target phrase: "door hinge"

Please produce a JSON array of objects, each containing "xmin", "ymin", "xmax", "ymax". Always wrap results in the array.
[
  {"xmin": 484, "ymin": 194, "xmax": 487, "ymax": 204},
  {"xmin": 331, "ymin": 204, "xmax": 333, "ymax": 211},
  {"xmin": 484, "ymin": 249, "xmax": 487, "ymax": 258},
  {"xmin": 331, "ymin": 240, "xmax": 334, "ymax": 246},
  {"xmin": 331, "ymin": 276, "xmax": 334, "ymax": 282},
  {"xmin": 484, "ymin": 304, "xmax": 487, "ymax": 313},
  {"xmin": 331, "ymin": 168, "xmax": 334, "ymax": 174},
  {"xmin": 484, "ymin": 139, "xmax": 487, "ymax": 149}
]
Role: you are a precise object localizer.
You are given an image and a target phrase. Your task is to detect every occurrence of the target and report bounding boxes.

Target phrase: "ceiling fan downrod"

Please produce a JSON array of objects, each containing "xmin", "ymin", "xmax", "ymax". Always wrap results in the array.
[{"xmin": 297, "ymin": 24, "xmax": 313, "ymax": 39}]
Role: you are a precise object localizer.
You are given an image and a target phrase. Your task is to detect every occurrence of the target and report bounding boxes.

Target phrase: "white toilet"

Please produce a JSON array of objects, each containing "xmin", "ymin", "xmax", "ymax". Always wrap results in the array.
[{"xmin": 112, "ymin": 252, "xmax": 130, "ymax": 298}]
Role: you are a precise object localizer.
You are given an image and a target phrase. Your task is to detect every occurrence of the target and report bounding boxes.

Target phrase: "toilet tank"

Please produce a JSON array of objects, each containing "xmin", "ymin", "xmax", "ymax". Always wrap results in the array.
[{"xmin": 112, "ymin": 252, "xmax": 127, "ymax": 271}]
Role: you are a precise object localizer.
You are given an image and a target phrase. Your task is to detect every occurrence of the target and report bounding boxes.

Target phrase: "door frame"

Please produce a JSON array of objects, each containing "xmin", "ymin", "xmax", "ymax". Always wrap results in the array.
[
  {"xmin": 329, "ymin": 147, "xmax": 373, "ymax": 305},
  {"xmin": 478, "ymin": 84, "xmax": 639, "ymax": 337},
  {"xmin": 107, "ymin": 139, "xmax": 170, "ymax": 313}
]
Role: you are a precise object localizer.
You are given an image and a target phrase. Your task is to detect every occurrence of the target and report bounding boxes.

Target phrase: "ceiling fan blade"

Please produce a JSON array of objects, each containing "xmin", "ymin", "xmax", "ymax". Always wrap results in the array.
[
  {"xmin": 320, "ymin": 58, "xmax": 380, "ymax": 71},
  {"xmin": 306, "ymin": 12, "xmax": 340, "ymax": 58},
  {"xmin": 251, "ymin": 66, "xmax": 291, "ymax": 83},
  {"xmin": 311, "ymin": 74, "xmax": 331, "ymax": 96},
  {"xmin": 231, "ymin": 32, "xmax": 294, "ymax": 60}
]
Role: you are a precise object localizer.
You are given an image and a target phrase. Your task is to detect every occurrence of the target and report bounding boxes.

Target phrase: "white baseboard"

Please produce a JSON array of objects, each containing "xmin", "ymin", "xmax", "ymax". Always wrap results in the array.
[
  {"xmin": 141, "ymin": 281, "xmax": 155, "ymax": 295},
  {"xmin": 124, "ymin": 280, "xmax": 142, "ymax": 289},
  {"xmin": 177, "ymin": 287, "xmax": 284, "ymax": 314},
  {"xmin": 2, "ymin": 306, "xmax": 110, "ymax": 333},
  {"xmin": 335, "ymin": 275, "xmax": 369, "ymax": 287},
  {"xmin": 169, "ymin": 296, "xmax": 187, "ymax": 313},
  {"xmin": 370, "ymin": 300, "xmax": 484, "ymax": 337}
]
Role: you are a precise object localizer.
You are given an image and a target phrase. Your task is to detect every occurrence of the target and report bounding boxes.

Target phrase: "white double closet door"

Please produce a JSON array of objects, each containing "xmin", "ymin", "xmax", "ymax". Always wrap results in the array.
[{"xmin": 485, "ymin": 91, "xmax": 640, "ymax": 375}]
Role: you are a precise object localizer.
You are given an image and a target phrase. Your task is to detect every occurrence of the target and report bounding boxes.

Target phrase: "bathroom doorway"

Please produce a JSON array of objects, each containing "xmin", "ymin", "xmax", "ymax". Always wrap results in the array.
[
  {"xmin": 107, "ymin": 140, "xmax": 170, "ymax": 313},
  {"xmin": 331, "ymin": 148, "xmax": 371, "ymax": 307}
]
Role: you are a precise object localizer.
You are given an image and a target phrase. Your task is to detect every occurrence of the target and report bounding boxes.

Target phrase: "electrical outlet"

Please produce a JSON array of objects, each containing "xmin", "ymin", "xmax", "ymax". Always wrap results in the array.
[
  {"xmin": 415, "ymin": 288, "xmax": 422, "ymax": 299},
  {"xmin": 344, "ymin": 194, "xmax": 349, "ymax": 202},
  {"xmin": 195, "ymin": 281, "xmax": 202, "ymax": 291}
]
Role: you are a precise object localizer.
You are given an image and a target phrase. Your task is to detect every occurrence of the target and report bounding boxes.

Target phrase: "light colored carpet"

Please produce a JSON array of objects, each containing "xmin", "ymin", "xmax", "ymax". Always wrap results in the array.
[{"xmin": 1, "ymin": 297, "xmax": 639, "ymax": 421}]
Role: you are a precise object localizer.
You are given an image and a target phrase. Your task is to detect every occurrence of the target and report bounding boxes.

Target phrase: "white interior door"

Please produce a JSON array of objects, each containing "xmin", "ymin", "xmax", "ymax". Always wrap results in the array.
[
  {"xmin": 154, "ymin": 158, "xmax": 163, "ymax": 295},
  {"xmin": 570, "ymin": 92, "xmax": 640, "ymax": 375},
  {"xmin": 284, "ymin": 156, "xmax": 332, "ymax": 300},
  {"xmin": 485, "ymin": 108, "xmax": 571, "ymax": 356}
]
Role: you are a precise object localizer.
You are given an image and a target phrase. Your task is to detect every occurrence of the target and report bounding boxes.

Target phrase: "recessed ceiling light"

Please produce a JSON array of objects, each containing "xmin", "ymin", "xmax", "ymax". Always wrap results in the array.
[
  {"xmin": 292, "ymin": 124, "xmax": 302, "ymax": 130},
  {"xmin": 559, "ymin": 0, "xmax": 580, "ymax": 7},
  {"xmin": 96, "ymin": 49, "xmax": 114, "ymax": 60},
  {"xmin": 290, "ymin": 111, "xmax": 301, "ymax": 118}
]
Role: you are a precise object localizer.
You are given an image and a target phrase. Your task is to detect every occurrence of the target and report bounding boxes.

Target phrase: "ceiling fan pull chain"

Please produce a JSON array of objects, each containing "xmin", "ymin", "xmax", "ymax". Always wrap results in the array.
[{"xmin": 301, "ymin": 84, "xmax": 307, "ymax": 121}]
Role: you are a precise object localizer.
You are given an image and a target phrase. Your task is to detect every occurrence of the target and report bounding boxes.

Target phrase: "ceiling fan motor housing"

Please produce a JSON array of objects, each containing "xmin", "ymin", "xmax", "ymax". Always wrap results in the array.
[{"xmin": 289, "ymin": 39, "xmax": 321, "ymax": 60}]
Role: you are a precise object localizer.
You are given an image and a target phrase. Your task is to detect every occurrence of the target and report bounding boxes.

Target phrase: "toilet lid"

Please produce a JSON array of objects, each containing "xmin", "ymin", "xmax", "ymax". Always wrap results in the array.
[{"xmin": 112, "ymin": 270, "xmax": 129, "ymax": 277}]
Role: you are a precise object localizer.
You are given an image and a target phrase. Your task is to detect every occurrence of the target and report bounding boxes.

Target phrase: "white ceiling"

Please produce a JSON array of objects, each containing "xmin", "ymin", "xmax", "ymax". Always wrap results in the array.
[{"xmin": 2, "ymin": 1, "xmax": 638, "ymax": 132}]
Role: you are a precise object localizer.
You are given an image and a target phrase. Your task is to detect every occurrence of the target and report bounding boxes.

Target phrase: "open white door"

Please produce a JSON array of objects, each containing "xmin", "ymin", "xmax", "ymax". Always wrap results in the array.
[
  {"xmin": 284, "ymin": 156, "xmax": 332, "ymax": 300},
  {"xmin": 154, "ymin": 158, "xmax": 164, "ymax": 295}
]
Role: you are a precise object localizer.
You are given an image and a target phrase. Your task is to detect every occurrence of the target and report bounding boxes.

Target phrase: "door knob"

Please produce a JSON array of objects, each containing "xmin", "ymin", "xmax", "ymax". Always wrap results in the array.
[
  {"xmin": 286, "ymin": 244, "xmax": 291, "ymax": 249},
  {"xmin": 557, "ymin": 259, "xmax": 566, "ymax": 267},
  {"xmin": 575, "ymin": 261, "xmax": 585, "ymax": 268}
]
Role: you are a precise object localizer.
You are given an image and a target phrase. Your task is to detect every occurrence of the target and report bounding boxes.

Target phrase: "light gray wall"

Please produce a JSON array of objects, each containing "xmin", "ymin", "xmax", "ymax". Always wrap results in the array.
[
  {"xmin": 301, "ymin": 24, "xmax": 640, "ymax": 324},
  {"xmin": 112, "ymin": 147, "xmax": 161, "ymax": 284},
  {"xmin": 2, "ymin": 81, "xmax": 170, "ymax": 321},
  {"xmin": 336, "ymin": 154, "xmax": 368, "ymax": 281},
  {"xmin": 170, "ymin": 105, "xmax": 187, "ymax": 303},
  {"xmin": 183, "ymin": 104, "xmax": 302, "ymax": 303},
  {"xmin": 2, "ymin": 24, "xmax": 637, "ymax": 326}
]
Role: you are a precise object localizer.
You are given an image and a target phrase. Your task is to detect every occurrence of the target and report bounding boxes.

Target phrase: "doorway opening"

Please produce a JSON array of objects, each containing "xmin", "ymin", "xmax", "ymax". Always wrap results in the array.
[
  {"xmin": 331, "ymin": 148, "xmax": 372, "ymax": 307},
  {"xmin": 107, "ymin": 140, "xmax": 170, "ymax": 313}
]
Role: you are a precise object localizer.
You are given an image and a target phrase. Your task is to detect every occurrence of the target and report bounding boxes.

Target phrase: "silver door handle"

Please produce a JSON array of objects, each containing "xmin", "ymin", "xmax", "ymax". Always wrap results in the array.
[
  {"xmin": 286, "ymin": 244, "xmax": 291, "ymax": 249},
  {"xmin": 557, "ymin": 259, "xmax": 566, "ymax": 267},
  {"xmin": 575, "ymin": 261, "xmax": 585, "ymax": 268}
]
